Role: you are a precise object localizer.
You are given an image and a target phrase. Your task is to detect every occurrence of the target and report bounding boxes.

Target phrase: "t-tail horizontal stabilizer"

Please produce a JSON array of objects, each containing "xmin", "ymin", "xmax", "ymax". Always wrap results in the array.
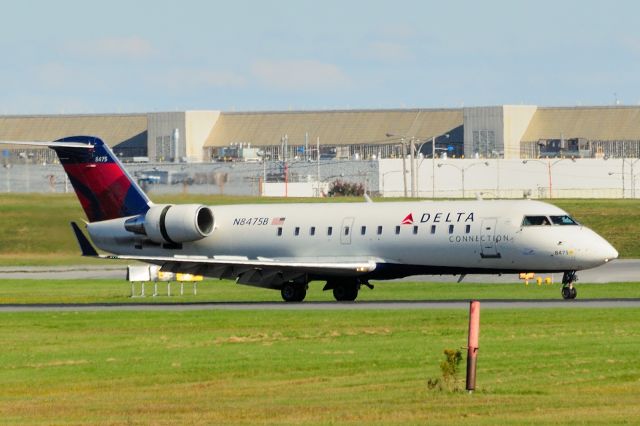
[{"xmin": 70, "ymin": 222, "xmax": 99, "ymax": 257}]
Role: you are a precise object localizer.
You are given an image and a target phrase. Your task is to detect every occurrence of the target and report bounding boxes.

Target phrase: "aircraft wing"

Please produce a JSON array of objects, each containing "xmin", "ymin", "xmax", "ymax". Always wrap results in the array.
[
  {"xmin": 72, "ymin": 220, "xmax": 379, "ymax": 288},
  {"xmin": 110, "ymin": 253, "xmax": 379, "ymax": 288}
]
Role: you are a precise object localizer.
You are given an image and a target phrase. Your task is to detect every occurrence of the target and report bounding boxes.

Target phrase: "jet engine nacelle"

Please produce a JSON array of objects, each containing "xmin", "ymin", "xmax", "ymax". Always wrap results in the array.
[{"xmin": 125, "ymin": 204, "xmax": 214, "ymax": 244}]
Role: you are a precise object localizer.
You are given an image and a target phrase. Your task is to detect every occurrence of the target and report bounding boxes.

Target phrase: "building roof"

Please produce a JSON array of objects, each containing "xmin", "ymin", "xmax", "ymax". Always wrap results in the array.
[
  {"xmin": 522, "ymin": 106, "xmax": 640, "ymax": 141},
  {"xmin": 0, "ymin": 114, "xmax": 147, "ymax": 148},
  {"xmin": 204, "ymin": 109, "xmax": 463, "ymax": 147}
]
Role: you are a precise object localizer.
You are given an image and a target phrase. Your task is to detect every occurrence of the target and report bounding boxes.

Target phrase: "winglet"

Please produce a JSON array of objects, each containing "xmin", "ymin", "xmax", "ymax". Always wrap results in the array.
[{"xmin": 70, "ymin": 222, "xmax": 99, "ymax": 257}]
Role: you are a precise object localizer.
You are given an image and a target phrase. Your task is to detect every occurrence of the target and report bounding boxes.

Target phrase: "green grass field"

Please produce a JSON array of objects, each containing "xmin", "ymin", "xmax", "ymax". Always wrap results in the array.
[
  {"xmin": 0, "ymin": 307, "xmax": 638, "ymax": 424},
  {"xmin": 0, "ymin": 279, "xmax": 640, "ymax": 304},
  {"xmin": 0, "ymin": 194, "xmax": 638, "ymax": 265}
]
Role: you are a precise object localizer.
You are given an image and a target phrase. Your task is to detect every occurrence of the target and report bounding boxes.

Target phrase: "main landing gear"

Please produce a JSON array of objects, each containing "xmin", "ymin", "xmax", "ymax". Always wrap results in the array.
[
  {"xmin": 323, "ymin": 279, "xmax": 373, "ymax": 302},
  {"xmin": 280, "ymin": 282, "xmax": 307, "ymax": 302},
  {"xmin": 280, "ymin": 279, "xmax": 373, "ymax": 302},
  {"xmin": 561, "ymin": 271, "xmax": 578, "ymax": 300},
  {"xmin": 332, "ymin": 282, "xmax": 359, "ymax": 301}
]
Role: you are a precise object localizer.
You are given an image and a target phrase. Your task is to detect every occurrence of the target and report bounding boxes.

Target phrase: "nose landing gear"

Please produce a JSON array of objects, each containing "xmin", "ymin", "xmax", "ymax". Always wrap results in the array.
[{"xmin": 561, "ymin": 271, "xmax": 578, "ymax": 300}]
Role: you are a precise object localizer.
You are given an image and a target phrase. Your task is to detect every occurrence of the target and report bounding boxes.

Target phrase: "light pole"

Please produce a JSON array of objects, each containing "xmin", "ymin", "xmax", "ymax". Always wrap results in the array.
[
  {"xmin": 624, "ymin": 158, "xmax": 640, "ymax": 198},
  {"xmin": 381, "ymin": 170, "xmax": 403, "ymax": 196},
  {"xmin": 431, "ymin": 136, "xmax": 435, "ymax": 199},
  {"xmin": 437, "ymin": 161, "xmax": 489, "ymax": 198},
  {"xmin": 522, "ymin": 157, "xmax": 576, "ymax": 199},
  {"xmin": 386, "ymin": 133, "xmax": 409, "ymax": 197},
  {"xmin": 491, "ymin": 150, "xmax": 503, "ymax": 198},
  {"xmin": 4, "ymin": 164, "xmax": 10, "ymax": 193},
  {"xmin": 388, "ymin": 133, "xmax": 448, "ymax": 199},
  {"xmin": 401, "ymin": 139, "xmax": 408, "ymax": 197},
  {"xmin": 387, "ymin": 133, "xmax": 455, "ymax": 198},
  {"xmin": 609, "ymin": 158, "xmax": 640, "ymax": 198},
  {"xmin": 416, "ymin": 135, "xmax": 448, "ymax": 199},
  {"xmin": 410, "ymin": 137, "xmax": 416, "ymax": 197}
]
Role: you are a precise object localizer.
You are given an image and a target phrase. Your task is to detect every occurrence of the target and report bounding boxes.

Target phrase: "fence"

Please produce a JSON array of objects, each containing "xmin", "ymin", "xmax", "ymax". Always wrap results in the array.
[
  {"xmin": 2, "ymin": 157, "xmax": 636, "ymax": 199},
  {"xmin": 0, "ymin": 159, "xmax": 379, "ymax": 197},
  {"xmin": 379, "ymin": 158, "xmax": 635, "ymax": 199}
]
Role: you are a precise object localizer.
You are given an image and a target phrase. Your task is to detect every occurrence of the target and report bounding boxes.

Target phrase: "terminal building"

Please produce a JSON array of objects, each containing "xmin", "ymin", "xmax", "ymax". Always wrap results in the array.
[{"xmin": 1, "ymin": 105, "xmax": 640, "ymax": 164}]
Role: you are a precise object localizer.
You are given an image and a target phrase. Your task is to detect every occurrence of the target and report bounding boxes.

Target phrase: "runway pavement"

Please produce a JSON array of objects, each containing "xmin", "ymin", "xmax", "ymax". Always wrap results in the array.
[
  {"xmin": 0, "ymin": 265, "xmax": 126, "ymax": 280},
  {"xmin": 0, "ymin": 260, "xmax": 637, "ymax": 312},
  {"xmin": 0, "ymin": 259, "xmax": 637, "ymax": 283}
]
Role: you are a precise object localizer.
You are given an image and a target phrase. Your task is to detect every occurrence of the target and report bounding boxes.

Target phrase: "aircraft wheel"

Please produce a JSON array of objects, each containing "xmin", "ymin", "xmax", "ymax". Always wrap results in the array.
[
  {"xmin": 281, "ymin": 283, "xmax": 306, "ymax": 302},
  {"xmin": 333, "ymin": 283, "xmax": 359, "ymax": 302},
  {"xmin": 561, "ymin": 286, "xmax": 575, "ymax": 300}
]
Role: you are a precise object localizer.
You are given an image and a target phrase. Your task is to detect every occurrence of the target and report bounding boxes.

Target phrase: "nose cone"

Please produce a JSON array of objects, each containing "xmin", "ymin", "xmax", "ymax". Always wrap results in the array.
[
  {"xmin": 584, "ymin": 230, "xmax": 618, "ymax": 267},
  {"xmin": 600, "ymin": 240, "xmax": 619, "ymax": 263}
]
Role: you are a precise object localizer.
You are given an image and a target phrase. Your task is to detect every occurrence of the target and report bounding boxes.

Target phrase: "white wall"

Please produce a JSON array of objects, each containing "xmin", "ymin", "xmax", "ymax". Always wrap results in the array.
[
  {"xmin": 148, "ymin": 111, "xmax": 220, "ymax": 162},
  {"xmin": 185, "ymin": 111, "xmax": 220, "ymax": 162},
  {"xmin": 503, "ymin": 105, "xmax": 537, "ymax": 158},
  {"xmin": 379, "ymin": 158, "xmax": 632, "ymax": 198},
  {"xmin": 263, "ymin": 182, "xmax": 330, "ymax": 197}
]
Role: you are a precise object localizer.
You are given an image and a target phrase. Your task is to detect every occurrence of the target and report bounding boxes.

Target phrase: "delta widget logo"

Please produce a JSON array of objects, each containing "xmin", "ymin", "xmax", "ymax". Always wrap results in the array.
[{"xmin": 401, "ymin": 213, "xmax": 414, "ymax": 225}]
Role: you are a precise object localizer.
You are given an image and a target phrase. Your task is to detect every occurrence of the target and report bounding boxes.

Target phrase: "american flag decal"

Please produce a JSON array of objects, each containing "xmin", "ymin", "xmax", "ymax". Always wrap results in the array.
[{"xmin": 272, "ymin": 217, "xmax": 286, "ymax": 225}]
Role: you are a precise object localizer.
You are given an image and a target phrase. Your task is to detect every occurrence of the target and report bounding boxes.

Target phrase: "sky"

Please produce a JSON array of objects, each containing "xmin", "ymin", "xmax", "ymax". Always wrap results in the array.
[{"xmin": 1, "ymin": 0, "xmax": 640, "ymax": 114}]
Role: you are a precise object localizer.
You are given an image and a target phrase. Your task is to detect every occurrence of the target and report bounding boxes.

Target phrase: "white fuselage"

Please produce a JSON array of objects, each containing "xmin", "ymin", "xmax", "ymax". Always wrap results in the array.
[{"xmin": 87, "ymin": 199, "xmax": 618, "ymax": 280}]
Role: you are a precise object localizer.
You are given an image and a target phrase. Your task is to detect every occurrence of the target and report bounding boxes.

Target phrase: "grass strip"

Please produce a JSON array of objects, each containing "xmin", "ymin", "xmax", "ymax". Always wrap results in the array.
[
  {"xmin": 0, "ymin": 279, "xmax": 639, "ymax": 304},
  {"xmin": 0, "ymin": 308, "xmax": 637, "ymax": 424}
]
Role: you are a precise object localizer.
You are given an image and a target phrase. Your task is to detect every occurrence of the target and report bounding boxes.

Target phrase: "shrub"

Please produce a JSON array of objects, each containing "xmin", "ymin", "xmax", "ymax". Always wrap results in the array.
[
  {"xmin": 427, "ymin": 348, "xmax": 463, "ymax": 392},
  {"xmin": 328, "ymin": 180, "xmax": 364, "ymax": 197}
]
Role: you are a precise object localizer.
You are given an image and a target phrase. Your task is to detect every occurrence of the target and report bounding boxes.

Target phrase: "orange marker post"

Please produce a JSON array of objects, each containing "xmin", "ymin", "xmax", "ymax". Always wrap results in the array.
[{"xmin": 466, "ymin": 300, "xmax": 481, "ymax": 392}]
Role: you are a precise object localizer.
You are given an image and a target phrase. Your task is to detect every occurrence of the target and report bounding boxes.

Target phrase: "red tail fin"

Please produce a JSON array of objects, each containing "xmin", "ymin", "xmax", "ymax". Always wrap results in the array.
[{"xmin": 52, "ymin": 136, "xmax": 151, "ymax": 222}]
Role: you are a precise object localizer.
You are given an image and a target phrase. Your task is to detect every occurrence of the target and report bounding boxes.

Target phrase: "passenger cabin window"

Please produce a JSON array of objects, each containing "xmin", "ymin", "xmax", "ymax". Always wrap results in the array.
[
  {"xmin": 327, "ymin": 226, "xmax": 333, "ymax": 236},
  {"xmin": 294, "ymin": 227, "xmax": 300, "ymax": 236},
  {"xmin": 277, "ymin": 227, "xmax": 283, "ymax": 236},
  {"xmin": 550, "ymin": 215, "xmax": 579, "ymax": 225},
  {"xmin": 413, "ymin": 225, "xmax": 418, "ymax": 235},
  {"xmin": 395, "ymin": 226, "xmax": 400, "ymax": 235},
  {"xmin": 430, "ymin": 225, "xmax": 436, "ymax": 234},
  {"xmin": 344, "ymin": 226, "xmax": 350, "ymax": 236},
  {"xmin": 522, "ymin": 216, "xmax": 551, "ymax": 226},
  {"xmin": 377, "ymin": 226, "xmax": 383, "ymax": 235},
  {"xmin": 310, "ymin": 226, "xmax": 316, "ymax": 236},
  {"xmin": 449, "ymin": 224, "xmax": 454, "ymax": 234},
  {"xmin": 465, "ymin": 224, "xmax": 471, "ymax": 234},
  {"xmin": 361, "ymin": 226, "xmax": 366, "ymax": 235}
]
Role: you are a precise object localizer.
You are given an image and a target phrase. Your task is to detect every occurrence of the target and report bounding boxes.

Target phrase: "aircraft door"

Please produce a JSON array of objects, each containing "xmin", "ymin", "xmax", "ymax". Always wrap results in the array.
[
  {"xmin": 480, "ymin": 218, "xmax": 501, "ymax": 258},
  {"xmin": 341, "ymin": 217, "xmax": 354, "ymax": 245}
]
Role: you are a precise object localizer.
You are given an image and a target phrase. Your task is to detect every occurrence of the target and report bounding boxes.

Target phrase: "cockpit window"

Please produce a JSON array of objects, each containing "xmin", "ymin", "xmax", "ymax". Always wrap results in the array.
[
  {"xmin": 522, "ymin": 216, "xmax": 551, "ymax": 226},
  {"xmin": 550, "ymin": 215, "xmax": 579, "ymax": 225}
]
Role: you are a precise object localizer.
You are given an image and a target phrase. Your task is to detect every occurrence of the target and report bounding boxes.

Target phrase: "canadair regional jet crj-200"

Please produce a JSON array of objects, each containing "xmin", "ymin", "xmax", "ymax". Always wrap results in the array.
[{"xmin": 1, "ymin": 136, "xmax": 618, "ymax": 302}]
